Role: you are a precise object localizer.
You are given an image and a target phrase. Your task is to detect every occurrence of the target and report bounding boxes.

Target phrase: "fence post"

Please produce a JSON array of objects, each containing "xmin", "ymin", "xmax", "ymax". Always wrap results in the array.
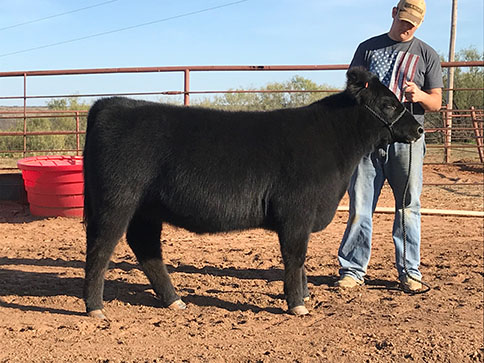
[
  {"xmin": 471, "ymin": 106, "xmax": 484, "ymax": 163},
  {"xmin": 443, "ymin": 104, "xmax": 452, "ymax": 163},
  {"xmin": 184, "ymin": 69, "xmax": 190, "ymax": 106},
  {"xmin": 75, "ymin": 111, "xmax": 80, "ymax": 156},
  {"xmin": 23, "ymin": 73, "xmax": 27, "ymax": 157}
]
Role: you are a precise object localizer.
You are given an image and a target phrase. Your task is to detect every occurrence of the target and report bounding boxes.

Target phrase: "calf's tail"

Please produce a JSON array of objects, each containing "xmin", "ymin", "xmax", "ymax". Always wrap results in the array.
[
  {"xmin": 82, "ymin": 100, "xmax": 103, "ymax": 228},
  {"xmin": 82, "ymin": 97, "xmax": 129, "ymax": 227}
]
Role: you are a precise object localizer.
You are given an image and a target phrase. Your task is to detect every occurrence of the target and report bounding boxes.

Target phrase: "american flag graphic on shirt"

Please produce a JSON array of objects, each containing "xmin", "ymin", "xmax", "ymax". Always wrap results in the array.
[{"xmin": 368, "ymin": 48, "xmax": 420, "ymax": 102}]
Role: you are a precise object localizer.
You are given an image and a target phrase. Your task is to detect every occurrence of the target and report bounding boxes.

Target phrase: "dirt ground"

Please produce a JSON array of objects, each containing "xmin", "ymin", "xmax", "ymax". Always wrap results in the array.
[{"xmin": 0, "ymin": 164, "xmax": 482, "ymax": 362}]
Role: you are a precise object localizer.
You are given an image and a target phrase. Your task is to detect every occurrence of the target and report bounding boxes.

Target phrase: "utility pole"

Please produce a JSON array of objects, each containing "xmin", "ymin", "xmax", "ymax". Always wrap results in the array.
[
  {"xmin": 445, "ymin": 0, "xmax": 458, "ymax": 163},
  {"xmin": 447, "ymin": 0, "xmax": 458, "ymax": 109}
]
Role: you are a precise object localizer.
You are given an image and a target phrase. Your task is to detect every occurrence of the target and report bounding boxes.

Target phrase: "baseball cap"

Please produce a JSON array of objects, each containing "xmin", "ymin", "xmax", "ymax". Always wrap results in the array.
[{"xmin": 396, "ymin": 0, "xmax": 426, "ymax": 27}]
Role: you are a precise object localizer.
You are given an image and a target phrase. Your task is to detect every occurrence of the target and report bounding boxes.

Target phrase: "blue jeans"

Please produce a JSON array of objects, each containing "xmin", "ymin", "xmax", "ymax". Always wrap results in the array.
[{"xmin": 338, "ymin": 136, "xmax": 425, "ymax": 282}]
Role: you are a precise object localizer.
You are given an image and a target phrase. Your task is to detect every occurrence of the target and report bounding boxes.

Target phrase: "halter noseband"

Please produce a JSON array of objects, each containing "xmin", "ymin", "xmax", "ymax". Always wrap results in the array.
[{"xmin": 364, "ymin": 104, "xmax": 407, "ymax": 139}]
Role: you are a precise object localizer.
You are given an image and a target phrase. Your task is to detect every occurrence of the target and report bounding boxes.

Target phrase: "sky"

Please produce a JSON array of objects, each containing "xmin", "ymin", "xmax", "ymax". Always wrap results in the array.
[{"xmin": 1, "ymin": 0, "xmax": 483, "ymax": 106}]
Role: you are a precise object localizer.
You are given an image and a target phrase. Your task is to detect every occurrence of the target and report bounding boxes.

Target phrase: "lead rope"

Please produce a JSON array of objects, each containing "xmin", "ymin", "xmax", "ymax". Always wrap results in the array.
[
  {"xmin": 397, "ymin": 38, "xmax": 430, "ymax": 294},
  {"xmin": 401, "ymin": 133, "xmax": 431, "ymax": 295}
]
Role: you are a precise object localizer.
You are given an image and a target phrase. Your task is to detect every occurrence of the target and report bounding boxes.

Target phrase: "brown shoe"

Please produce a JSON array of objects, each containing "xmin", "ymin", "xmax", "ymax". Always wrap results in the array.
[
  {"xmin": 400, "ymin": 275, "xmax": 422, "ymax": 292},
  {"xmin": 335, "ymin": 275, "xmax": 364, "ymax": 289}
]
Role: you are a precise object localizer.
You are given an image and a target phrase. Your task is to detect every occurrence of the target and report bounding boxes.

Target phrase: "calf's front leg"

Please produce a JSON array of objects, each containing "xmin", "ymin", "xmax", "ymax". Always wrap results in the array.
[{"xmin": 278, "ymin": 228, "xmax": 310, "ymax": 315}]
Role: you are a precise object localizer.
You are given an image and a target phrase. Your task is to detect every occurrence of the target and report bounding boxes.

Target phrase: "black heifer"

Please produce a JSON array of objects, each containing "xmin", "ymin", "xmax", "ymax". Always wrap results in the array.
[{"xmin": 83, "ymin": 68, "xmax": 423, "ymax": 318}]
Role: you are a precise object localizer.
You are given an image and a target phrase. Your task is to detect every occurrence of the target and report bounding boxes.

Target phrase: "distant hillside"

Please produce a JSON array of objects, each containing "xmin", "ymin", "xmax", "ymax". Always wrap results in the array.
[{"xmin": 0, "ymin": 106, "xmax": 49, "ymax": 114}]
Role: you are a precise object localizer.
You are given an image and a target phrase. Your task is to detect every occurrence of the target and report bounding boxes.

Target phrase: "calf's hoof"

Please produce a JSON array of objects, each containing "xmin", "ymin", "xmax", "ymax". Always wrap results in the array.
[
  {"xmin": 289, "ymin": 305, "xmax": 309, "ymax": 316},
  {"xmin": 168, "ymin": 299, "xmax": 186, "ymax": 310},
  {"xmin": 87, "ymin": 309, "xmax": 108, "ymax": 319}
]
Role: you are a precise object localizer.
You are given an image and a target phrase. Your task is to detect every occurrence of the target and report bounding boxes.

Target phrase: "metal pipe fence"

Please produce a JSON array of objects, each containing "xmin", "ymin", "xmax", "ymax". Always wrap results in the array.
[{"xmin": 0, "ymin": 62, "xmax": 482, "ymax": 174}]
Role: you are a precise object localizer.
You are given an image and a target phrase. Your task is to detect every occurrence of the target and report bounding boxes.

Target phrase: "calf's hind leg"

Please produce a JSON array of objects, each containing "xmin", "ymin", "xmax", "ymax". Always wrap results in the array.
[
  {"xmin": 302, "ymin": 266, "xmax": 310, "ymax": 301},
  {"xmin": 126, "ymin": 211, "xmax": 185, "ymax": 310},
  {"xmin": 84, "ymin": 214, "xmax": 130, "ymax": 318}
]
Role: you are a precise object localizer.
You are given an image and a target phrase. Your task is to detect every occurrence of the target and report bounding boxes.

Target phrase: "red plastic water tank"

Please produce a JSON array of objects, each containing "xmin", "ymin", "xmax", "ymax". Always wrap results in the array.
[{"xmin": 17, "ymin": 155, "xmax": 84, "ymax": 217}]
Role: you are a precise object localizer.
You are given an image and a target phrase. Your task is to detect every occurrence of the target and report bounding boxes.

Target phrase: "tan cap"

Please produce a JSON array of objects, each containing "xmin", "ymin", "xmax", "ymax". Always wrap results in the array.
[{"xmin": 397, "ymin": 0, "xmax": 426, "ymax": 27}]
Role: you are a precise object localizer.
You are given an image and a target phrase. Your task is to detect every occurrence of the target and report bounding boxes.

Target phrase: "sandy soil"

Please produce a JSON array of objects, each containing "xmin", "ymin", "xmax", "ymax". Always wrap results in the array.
[{"xmin": 0, "ymin": 164, "xmax": 482, "ymax": 362}]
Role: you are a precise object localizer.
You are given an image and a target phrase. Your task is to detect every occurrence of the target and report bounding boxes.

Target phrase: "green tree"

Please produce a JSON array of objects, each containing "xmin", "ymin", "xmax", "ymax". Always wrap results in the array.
[
  {"xmin": 0, "ymin": 97, "xmax": 90, "ymax": 157},
  {"xmin": 193, "ymin": 76, "xmax": 337, "ymax": 111},
  {"xmin": 47, "ymin": 97, "xmax": 90, "ymax": 111},
  {"xmin": 442, "ymin": 47, "xmax": 483, "ymax": 109},
  {"xmin": 45, "ymin": 97, "xmax": 89, "ymax": 152},
  {"xmin": 425, "ymin": 47, "xmax": 483, "ymax": 145}
]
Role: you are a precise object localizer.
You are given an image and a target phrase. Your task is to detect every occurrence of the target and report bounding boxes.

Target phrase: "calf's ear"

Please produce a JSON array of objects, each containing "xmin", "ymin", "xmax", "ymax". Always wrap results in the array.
[{"xmin": 346, "ymin": 67, "xmax": 373, "ymax": 102}]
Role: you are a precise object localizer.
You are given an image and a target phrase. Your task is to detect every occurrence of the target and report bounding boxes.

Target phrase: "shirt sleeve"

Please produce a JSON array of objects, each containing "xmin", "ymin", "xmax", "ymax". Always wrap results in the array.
[
  {"xmin": 423, "ymin": 48, "xmax": 444, "ymax": 90},
  {"xmin": 349, "ymin": 43, "xmax": 367, "ymax": 69}
]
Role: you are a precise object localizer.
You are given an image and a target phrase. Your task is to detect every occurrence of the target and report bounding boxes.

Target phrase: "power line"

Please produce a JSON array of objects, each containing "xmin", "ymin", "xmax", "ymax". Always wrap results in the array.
[
  {"xmin": 0, "ymin": 0, "xmax": 120, "ymax": 32},
  {"xmin": 0, "ymin": 0, "xmax": 249, "ymax": 58}
]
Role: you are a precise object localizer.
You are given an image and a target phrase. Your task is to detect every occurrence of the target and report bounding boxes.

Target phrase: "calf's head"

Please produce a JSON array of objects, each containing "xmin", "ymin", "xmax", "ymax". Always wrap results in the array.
[{"xmin": 346, "ymin": 67, "xmax": 424, "ymax": 144}]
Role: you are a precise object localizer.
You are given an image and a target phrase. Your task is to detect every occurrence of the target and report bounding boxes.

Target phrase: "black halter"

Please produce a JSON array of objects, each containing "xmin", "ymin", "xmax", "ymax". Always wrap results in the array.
[{"xmin": 364, "ymin": 104, "xmax": 406, "ymax": 139}]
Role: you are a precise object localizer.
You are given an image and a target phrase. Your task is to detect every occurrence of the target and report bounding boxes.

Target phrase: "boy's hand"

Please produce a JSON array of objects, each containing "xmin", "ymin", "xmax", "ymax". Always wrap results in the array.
[{"xmin": 404, "ymin": 81, "xmax": 424, "ymax": 103}]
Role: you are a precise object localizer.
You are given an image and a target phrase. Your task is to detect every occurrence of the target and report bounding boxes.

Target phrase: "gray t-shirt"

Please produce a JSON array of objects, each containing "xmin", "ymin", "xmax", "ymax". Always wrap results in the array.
[{"xmin": 350, "ymin": 33, "xmax": 443, "ymax": 124}]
